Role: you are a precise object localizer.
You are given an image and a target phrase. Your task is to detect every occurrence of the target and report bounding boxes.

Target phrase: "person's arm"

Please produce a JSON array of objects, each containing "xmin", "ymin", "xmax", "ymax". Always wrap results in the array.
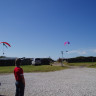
[
  {"xmin": 21, "ymin": 75, "xmax": 25, "ymax": 87},
  {"xmin": 20, "ymin": 68, "xmax": 25, "ymax": 87}
]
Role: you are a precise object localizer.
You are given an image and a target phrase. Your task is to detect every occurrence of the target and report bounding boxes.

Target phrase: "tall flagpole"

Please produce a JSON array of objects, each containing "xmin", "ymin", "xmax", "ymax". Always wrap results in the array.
[{"xmin": 61, "ymin": 51, "xmax": 64, "ymax": 67}]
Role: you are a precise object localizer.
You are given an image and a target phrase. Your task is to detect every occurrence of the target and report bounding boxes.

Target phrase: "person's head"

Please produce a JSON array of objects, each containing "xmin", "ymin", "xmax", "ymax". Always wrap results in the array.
[{"xmin": 15, "ymin": 58, "xmax": 21, "ymax": 66}]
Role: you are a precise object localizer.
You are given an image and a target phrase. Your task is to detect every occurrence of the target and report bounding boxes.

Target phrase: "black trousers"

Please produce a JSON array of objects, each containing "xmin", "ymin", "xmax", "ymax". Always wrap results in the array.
[{"xmin": 15, "ymin": 81, "xmax": 24, "ymax": 96}]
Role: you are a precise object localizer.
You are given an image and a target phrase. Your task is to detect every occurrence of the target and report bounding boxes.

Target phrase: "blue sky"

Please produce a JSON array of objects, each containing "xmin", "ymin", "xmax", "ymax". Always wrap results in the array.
[{"xmin": 0, "ymin": 0, "xmax": 96, "ymax": 60}]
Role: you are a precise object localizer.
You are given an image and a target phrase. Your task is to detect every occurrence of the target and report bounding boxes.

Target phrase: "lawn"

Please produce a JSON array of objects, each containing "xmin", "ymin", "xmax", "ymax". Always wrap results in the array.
[
  {"xmin": 0, "ymin": 65, "xmax": 68, "ymax": 74},
  {"xmin": 64, "ymin": 62, "xmax": 96, "ymax": 67},
  {"xmin": 0, "ymin": 62, "xmax": 96, "ymax": 74}
]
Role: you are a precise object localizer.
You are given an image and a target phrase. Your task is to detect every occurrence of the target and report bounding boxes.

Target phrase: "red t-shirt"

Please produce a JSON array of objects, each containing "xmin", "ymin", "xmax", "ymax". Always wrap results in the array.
[{"xmin": 14, "ymin": 67, "xmax": 23, "ymax": 81}]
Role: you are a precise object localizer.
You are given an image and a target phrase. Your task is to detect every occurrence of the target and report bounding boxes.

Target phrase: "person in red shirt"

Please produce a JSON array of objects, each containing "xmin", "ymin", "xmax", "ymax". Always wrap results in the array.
[{"xmin": 14, "ymin": 58, "xmax": 25, "ymax": 96}]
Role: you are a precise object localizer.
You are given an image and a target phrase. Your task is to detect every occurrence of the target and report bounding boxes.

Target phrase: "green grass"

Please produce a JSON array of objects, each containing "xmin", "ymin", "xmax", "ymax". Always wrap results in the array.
[
  {"xmin": 0, "ymin": 65, "xmax": 68, "ymax": 74},
  {"xmin": 0, "ymin": 66, "xmax": 15, "ymax": 73},
  {"xmin": 64, "ymin": 62, "xmax": 96, "ymax": 68},
  {"xmin": 1, "ymin": 62, "xmax": 96, "ymax": 74}
]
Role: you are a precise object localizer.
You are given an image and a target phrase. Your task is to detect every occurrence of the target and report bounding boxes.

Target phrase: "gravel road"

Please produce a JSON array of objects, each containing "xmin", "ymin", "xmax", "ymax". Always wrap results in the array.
[{"xmin": 0, "ymin": 67, "xmax": 96, "ymax": 96}]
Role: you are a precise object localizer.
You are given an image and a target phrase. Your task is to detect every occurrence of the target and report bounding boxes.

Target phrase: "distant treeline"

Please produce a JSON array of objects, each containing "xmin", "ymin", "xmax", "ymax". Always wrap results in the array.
[
  {"xmin": 0, "ymin": 57, "xmax": 54, "ymax": 66},
  {"xmin": 0, "ymin": 58, "xmax": 32, "ymax": 66},
  {"xmin": 57, "ymin": 56, "xmax": 96, "ymax": 63}
]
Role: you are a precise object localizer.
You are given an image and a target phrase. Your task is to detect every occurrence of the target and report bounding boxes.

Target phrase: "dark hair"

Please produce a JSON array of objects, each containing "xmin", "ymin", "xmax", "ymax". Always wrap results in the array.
[{"xmin": 15, "ymin": 58, "xmax": 21, "ymax": 66}]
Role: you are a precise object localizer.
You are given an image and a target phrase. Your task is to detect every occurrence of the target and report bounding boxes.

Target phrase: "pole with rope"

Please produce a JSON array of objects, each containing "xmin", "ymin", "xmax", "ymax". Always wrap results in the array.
[{"xmin": 61, "ymin": 51, "xmax": 64, "ymax": 67}]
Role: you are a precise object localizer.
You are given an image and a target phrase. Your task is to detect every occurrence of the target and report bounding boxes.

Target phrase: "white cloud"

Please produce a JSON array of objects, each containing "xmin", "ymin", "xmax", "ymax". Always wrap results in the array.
[
  {"xmin": 61, "ymin": 48, "xmax": 96, "ymax": 58},
  {"xmin": 91, "ymin": 49, "xmax": 96, "ymax": 53},
  {"xmin": 64, "ymin": 48, "xmax": 96, "ymax": 58},
  {"xmin": 68, "ymin": 50, "xmax": 87, "ymax": 55}
]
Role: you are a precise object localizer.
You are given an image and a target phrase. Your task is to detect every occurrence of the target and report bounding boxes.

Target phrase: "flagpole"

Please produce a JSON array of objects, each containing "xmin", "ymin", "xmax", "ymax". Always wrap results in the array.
[{"xmin": 61, "ymin": 51, "xmax": 64, "ymax": 67}]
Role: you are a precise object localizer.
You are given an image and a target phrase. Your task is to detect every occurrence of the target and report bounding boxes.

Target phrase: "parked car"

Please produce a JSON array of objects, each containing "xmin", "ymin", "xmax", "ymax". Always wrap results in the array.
[{"xmin": 35, "ymin": 58, "xmax": 41, "ymax": 65}]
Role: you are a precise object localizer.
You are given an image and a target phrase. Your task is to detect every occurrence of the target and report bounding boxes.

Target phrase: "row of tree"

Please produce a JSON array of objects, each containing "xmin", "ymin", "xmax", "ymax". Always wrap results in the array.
[
  {"xmin": 0, "ymin": 56, "xmax": 54, "ymax": 66},
  {"xmin": 57, "ymin": 56, "xmax": 96, "ymax": 63}
]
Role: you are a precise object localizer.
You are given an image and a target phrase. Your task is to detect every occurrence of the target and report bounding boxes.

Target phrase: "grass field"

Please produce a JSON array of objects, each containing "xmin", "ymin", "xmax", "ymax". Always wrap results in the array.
[
  {"xmin": 64, "ymin": 62, "xmax": 96, "ymax": 68},
  {"xmin": 0, "ymin": 62, "xmax": 96, "ymax": 74},
  {"xmin": 0, "ymin": 65, "xmax": 68, "ymax": 74}
]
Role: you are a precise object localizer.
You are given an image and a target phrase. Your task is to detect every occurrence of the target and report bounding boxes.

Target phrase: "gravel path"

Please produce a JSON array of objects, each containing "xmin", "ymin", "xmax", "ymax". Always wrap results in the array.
[{"xmin": 0, "ymin": 67, "xmax": 96, "ymax": 96}]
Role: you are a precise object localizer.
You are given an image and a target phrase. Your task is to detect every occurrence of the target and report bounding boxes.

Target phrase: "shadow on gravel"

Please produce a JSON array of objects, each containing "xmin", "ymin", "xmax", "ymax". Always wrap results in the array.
[{"xmin": 0, "ymin": 95, "xmax": 6, "ymax": 96}]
